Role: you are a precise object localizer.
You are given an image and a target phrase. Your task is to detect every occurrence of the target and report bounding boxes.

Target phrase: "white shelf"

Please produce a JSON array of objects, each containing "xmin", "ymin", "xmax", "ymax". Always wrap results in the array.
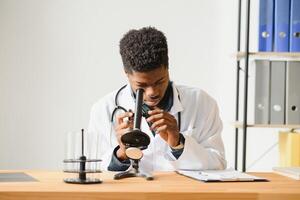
[
  {"xmin": 237, "ymin": 52, "xmax": 300, "ymax": 61},
  {"xmin": 234, "ymin": 122, "xmax": 300, "ymax": 129}
]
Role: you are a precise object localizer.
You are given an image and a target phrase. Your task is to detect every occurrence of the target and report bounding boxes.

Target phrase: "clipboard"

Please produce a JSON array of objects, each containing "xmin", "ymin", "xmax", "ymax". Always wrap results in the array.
[{"xmin": 176, "ymin": 169, "xmax": 268, "ymax": 182}]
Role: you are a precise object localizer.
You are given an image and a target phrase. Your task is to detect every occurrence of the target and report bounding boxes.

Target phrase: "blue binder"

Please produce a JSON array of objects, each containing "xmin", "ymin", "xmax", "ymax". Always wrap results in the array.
[
  {"xmin": 259, "ymin": 0, "xmax": 275, "ymax": 51},
  {"xmin": 290, "ymin": 0, "xmax": 300, "ymax": 52},
  {"xmin": 274, "ymin": 0, "xmax": 290, "ymax": 52}
]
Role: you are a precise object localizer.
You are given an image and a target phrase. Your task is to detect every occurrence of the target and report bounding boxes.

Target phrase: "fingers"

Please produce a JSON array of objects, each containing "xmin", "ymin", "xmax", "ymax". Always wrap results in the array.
[
  {"xmin": 147, "ymin": 113, "xmax": 164, "ymax": 122},
  {"xmin": 115, "ymin": 111, "xmax": 134, "ymax": 144},
  {"xmin": 155, "ymin": 124, "xmax": 168, "ymax": 133},
  {"xmin": 146, "ymin": 109, "xmax": 178, "ymax": 135},
  {"xmin": 150, "ymin": 118, "xmax": 176, "ymax": 133},
  {"xmin": 147, "ymin": 109, "xmax": 175, "ymax": 124},
  {"xmin": 146, "ymin": 109, "xmax": 163, "ymax": 122},
  {"xmin": 150, "ymin": 118, "xmax": 166, "ymax": 130},
  {"xmin": 148, "ymin": 109, "xmax": 163, "ymax": 115},
  {"xmin": 116, "ymin": 111, "xmax": 133, "ymax": 125},
  {"xmin": 116, "ymin": 120, "xmax": 133, "ymax": 131},
  {"xmin": 115, "ymin": 123, "xmax": 131, "ymax": 151}
]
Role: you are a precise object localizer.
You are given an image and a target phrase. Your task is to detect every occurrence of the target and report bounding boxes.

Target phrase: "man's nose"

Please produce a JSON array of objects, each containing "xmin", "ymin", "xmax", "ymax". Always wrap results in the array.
[{"xmin": 145, "ymin": 87, "xmax": 159, "ymax": 98}]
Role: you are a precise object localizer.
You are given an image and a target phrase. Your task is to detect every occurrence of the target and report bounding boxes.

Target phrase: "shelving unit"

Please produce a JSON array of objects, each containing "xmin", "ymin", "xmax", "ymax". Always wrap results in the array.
[
  {"xmin": 237, "ymin": 52, "xmax": 300, "ymax": 61},
  {"xmin": 234, "ymin": 0, "xmax": 300, "ymax": 172},
  {"xmin": 234, "ymin": 122, "xmax": 300, "ymax": 129}
]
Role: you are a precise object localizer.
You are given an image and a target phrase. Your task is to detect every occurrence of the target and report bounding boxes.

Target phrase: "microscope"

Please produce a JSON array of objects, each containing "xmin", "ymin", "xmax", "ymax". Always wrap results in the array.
[{"xmin": 114, "ymin": 88, "xmax": 153, "ymax": 180}]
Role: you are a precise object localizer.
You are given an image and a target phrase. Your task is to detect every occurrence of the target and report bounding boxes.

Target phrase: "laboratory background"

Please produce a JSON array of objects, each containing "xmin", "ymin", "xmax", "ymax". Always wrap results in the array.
[{"xmin": 0, "ymin": 0, "xmax": 283, "ymax": 171}]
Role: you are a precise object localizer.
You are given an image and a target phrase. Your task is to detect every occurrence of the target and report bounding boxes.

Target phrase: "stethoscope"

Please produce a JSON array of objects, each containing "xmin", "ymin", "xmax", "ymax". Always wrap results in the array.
[{"xmin": 110, "ymin": 84, "xmax": 181, "ymax": 131}]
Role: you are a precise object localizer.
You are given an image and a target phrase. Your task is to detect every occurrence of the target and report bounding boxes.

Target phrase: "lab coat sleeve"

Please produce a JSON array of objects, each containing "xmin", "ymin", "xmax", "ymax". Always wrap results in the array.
[
  {"xmin": 169, "ymin": 133, "xmax": 185, "ymax": 159},
  {"xmin": 87, "ymin": 102, "xmax": 120, "ymax": 171},
  {"xmin": 167, "ymin": 101, "xmax": 226, "ymax": 170},
  {"xmin": 107, "ymin": 146, "xmax": 131, "ymax": 171}
]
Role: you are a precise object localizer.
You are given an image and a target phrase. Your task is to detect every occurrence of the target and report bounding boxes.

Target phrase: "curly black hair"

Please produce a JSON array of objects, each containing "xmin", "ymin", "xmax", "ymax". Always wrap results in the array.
[{"xmin": 119, "ymin": 27, "xmax": 169, "ymax": 73}]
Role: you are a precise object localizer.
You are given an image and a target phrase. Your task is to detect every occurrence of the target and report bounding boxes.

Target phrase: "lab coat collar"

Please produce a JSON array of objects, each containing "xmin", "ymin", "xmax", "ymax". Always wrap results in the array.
[{"xmin": 169, "ymin": 83, "xmax": 183, "ymax": 115}]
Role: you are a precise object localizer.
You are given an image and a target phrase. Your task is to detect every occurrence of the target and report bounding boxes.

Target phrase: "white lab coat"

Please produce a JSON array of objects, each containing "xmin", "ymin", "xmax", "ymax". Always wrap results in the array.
[{"xmin": 88, "ymin": 83, "xmax": 226, "ymax": 172}]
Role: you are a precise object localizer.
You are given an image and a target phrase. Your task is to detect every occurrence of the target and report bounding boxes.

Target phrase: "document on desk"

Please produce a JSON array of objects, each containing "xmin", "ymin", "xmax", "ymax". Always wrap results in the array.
[{"xmin": 177, "ymin": 169, "xmax": 268, "ymax": 182}]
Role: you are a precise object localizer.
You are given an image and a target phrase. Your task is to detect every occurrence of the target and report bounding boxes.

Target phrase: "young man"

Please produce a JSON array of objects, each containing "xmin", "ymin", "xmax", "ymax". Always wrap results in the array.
[{"xmin": 88, "ymin": 27, "xmax": 226, "ymax": 172}]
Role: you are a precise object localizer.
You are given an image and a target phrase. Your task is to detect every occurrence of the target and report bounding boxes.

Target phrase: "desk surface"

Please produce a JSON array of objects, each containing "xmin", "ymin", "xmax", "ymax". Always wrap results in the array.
[{"xmin": 0, "ymin": 170, "xmax": 300, "ymax": 200}]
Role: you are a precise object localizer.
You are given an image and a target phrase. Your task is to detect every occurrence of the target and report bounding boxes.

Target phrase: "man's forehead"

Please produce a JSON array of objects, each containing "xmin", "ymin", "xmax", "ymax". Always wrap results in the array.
[
  {"xmin": 131, "ymin": 71, "xmax": 167, "ymax": 84},
  {"xmin": 135, "ymin": 76, "xmax": 165, "ymax": 84}
]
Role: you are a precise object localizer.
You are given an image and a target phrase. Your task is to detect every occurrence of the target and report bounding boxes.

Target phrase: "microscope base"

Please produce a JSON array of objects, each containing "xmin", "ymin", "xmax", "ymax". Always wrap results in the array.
[{"xmin": 114, "ymin": 163, "xmax": 153, "ymax": 181}]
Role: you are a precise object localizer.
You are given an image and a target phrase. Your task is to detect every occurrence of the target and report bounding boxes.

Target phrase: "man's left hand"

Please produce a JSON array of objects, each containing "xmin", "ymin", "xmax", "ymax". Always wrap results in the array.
[{"xmin": 146, "ymin": 109, "xmax": 180, "ymax": 147}]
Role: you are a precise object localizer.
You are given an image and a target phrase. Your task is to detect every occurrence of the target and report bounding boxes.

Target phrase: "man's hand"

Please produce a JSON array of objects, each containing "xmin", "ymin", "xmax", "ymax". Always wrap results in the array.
[
  {"xmin": 146, "ymin": 109, "xmax": 180, "ymax": 147},
  {"xmin": 114, "ymin": 111, "xmax": 134, "ymax": 160}
]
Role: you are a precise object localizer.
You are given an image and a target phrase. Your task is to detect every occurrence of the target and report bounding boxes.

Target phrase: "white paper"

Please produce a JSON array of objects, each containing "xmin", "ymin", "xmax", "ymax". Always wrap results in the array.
[{"xmin": 177, "ymin": 168, "xmax": 265, "ymax": 182}]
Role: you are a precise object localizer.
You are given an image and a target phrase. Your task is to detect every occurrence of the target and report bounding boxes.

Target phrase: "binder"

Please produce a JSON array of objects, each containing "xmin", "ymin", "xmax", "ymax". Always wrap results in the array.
[
  {"xmin": 258, "ymin": 0, "xmax": 275, "ymax": 51},
  {"xmin": 255, "ymin": 60, "xmax": 271, "ymax": 124},
  {"xmin": 286, "ymin": 61, "xmax": 300, "ymax": 124},
  {"xmin": 270, "ymin": 61, "xmax": 286, "ymax": 124},
  {"xmin": 274, "ymin": 0, "xmax": 290, "ymax": 52},
  {"xmin": 290, "ymin": 0, "xmax": 300, "ymax": 52}
]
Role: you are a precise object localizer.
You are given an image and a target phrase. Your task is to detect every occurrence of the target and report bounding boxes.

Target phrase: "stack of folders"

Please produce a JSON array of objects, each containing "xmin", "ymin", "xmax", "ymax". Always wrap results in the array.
[
  {"xmin": 273, "ymin": 167, "xmax": 300, "ymax": 180},
  {"xmin": 258, "ymin": 0, "xmax": 300, "ymax": 52},
  {"xmin": 177, "ymin": 168, "xmax": 268, "ymax": 182},
  {"xmin": 254, "ymin": 60, "xmax": 300, "ymax": 125}
]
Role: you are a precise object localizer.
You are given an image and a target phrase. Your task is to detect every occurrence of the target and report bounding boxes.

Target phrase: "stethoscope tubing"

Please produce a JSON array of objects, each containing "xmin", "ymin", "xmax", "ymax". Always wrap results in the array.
[{"xmin": 110, "ymin": 84, "xmax": 181, "ymax": 131}]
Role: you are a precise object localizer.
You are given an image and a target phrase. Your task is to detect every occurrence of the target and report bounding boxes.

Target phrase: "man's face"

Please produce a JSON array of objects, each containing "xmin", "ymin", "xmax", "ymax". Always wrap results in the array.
[{"xmin": 126, "ymin": 66, "xmax": 170, "ymax": 108}]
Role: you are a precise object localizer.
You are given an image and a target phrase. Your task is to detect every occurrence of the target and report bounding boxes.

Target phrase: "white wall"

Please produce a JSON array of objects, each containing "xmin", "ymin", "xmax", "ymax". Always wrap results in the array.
[{"xmin": 0, "ymin": 0, "xmax": 278, "ymax": 171}]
